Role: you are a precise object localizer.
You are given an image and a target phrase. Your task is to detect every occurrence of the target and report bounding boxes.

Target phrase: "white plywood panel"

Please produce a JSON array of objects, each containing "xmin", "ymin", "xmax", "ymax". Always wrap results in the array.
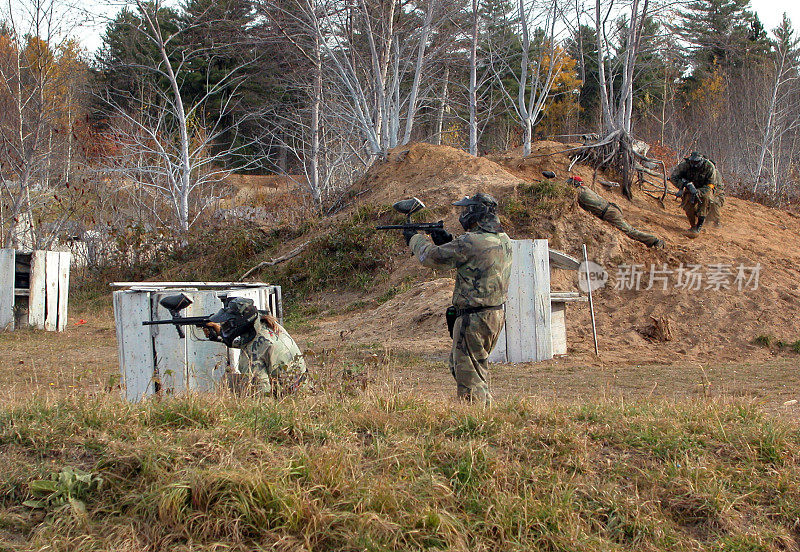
[
  {"xmin": 0, "ymin": 249, "xmax": 14, "ymax": 331},
  {"xmin": 551, "ymin": 302, "xmax": 567, "ymax": 356},
  {"xmin": 186, "ymin": 291, "xmax": 227, "ymax": 393},
  {"xmin": 28, "ymin": 251, "xmax": 47, "ymax": 329},
  {"xmin": 150, "ymin": 291, "xmax": 189, "ymax": 396},
  {"xmin": 532, "ymin": 239, "xmax": 552, "ymax": 360},
  {"xmin": 43, "ymin": 251, "xmax": 60, "ymax": 331},
  {"xmin": 114, "ymin": 290, "xmax": 156, "ymax": 402},
  {"xmin": 488, "ymin": 240, "xmax": 552, "ymax": 363},
  {"xmin": 56, "ymin": 252, "xmax": 70, "ymax": 331}
]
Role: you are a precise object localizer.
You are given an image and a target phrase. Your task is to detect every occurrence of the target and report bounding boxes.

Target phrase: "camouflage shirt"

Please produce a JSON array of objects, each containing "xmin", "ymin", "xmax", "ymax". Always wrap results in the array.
[
  {"xmin": 238, "ymin": 318, "xmax": 309, "ymax": 397},
  {"xmin": 409, "ymin": 230, "xmax": 513, "ymax": 308},
  {"xmin": 669, "ymin": 158, "xmax": 722, "ymax": 190}
]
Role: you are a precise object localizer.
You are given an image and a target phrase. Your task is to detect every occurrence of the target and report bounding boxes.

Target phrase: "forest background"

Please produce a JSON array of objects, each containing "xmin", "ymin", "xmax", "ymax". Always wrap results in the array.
[{"xmin": 1, "ymin": 0, "xmax": 799, "ymax": 268}]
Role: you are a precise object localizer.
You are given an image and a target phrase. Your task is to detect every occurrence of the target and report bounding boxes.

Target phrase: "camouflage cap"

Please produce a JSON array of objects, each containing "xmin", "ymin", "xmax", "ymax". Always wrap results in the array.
[
  {"xmin": 452, "ymin": 192, "xmax": 498, "ymax": 209},
  {"xmin": 688, "ymin": 151, "xmax": 704, "ymax": 164}
]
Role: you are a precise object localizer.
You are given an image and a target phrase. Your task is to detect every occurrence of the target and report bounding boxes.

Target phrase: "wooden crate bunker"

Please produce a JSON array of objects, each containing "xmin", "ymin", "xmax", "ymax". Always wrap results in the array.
[
  {"xmin": 112, "ymin": 282, "xmax": 282, "ymax": 402},
  {"xmin": 0, "ymin": 249, "xmax": 71, "ymax": 332},
  {"xmin": 488, "ymin": 239, "xmax": 586, "ymax": 363}
]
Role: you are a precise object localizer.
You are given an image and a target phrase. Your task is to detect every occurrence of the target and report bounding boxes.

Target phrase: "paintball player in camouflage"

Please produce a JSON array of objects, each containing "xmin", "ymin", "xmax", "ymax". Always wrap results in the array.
[
  {"xmin": 570, "ymin": 176, "xmax": 664, "ymax": 248},
  {"xmin": 204, "ymin": 297, "xmax": 310, "ymax": 397},
  {"xmin": 669, "ymin": 151, "xmax": 724, "ymax": 238},
  {"xmin": 404, "ymin": 193, "xmax": 512, "ymax": 406}
]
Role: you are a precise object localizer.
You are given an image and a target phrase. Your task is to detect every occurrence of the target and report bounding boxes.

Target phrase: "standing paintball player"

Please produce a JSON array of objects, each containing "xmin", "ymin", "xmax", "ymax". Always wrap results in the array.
[
  {"xmin": 669, "ymin": 151, "xmax": 724, "ymax": 238},
  {"xmin": 204, "ymin": 297, "xmax": 310, "ymax": 398},
  {"xmin": 403, "ymin": 193, "xmax": 512, "ymax": 406}
]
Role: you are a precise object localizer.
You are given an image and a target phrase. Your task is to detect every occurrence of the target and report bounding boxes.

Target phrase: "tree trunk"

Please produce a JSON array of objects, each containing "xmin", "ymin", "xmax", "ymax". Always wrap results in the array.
[
  {"xmin": 402, "ymin": 0, "xmax": 434, "ymax": 145},
  {"xmin": 434, "ymin": 65, "xmax": 450, "ymax": 146},
  {"xmin": 469, "ymin": 0, "xmax": 478, "ymax": 156}
]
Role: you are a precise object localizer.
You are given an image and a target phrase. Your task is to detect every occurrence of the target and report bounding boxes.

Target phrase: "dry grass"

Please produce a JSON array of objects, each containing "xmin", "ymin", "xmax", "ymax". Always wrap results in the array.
[{"xmin": 2, "ymin": 387, "xmax": 800, "ymax": 551}]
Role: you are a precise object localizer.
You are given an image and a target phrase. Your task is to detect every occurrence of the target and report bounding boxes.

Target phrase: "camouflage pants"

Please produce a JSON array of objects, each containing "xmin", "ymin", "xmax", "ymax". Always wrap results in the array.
[
  {"xmin": 449, "ymin": 308, "xmax": 505, "ymax": 406},
  {"xmin": 602, "ymin": 205, "xmax": 661, "ymax": 247},
  {"xmin": 681, "ymin": 187, "xmax": 716, "ymax": 226}
]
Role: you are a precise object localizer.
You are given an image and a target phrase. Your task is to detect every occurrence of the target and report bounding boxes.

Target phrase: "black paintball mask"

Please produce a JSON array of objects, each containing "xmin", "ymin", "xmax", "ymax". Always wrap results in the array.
[
  {"xmin": 453, "ymin": 192, "xmax": 501, "ymax": 232},
  {"xmin": 208, "ymin": 297, "xmax": 259, "ymax": 348},
  {"xmin": 687, "ymin": 151, "xmax": 704, "ymax": 169}
]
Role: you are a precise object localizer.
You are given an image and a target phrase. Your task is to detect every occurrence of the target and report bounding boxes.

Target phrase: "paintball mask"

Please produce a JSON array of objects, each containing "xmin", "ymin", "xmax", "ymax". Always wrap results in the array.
[
  {"xmin": 687, "ymin": 151, "xmax": 704, "ymax": 168},
  {"xmin": 208, "ymin": 297, "xmax": 259, "ymax": 348},
  {"xmin": 453, "ymin": 192, "xmax": 499, "ymax": 232}
]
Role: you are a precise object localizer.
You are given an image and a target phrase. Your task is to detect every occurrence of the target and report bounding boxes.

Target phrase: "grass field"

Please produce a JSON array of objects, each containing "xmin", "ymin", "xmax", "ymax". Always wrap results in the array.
[{"xmin": 3, "ymin": 311, "xmax": 800, "ymax": 551}]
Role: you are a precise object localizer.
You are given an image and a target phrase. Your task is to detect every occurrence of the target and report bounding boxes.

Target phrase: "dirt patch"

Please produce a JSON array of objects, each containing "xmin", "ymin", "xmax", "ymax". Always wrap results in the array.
[{"xmin": 305, "ymin": 141, "xmax": 800, "ymax": 368}]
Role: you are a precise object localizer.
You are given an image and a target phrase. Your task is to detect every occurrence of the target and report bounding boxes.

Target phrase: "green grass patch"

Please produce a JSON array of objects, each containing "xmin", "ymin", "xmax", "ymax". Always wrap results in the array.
[{"xmin": 2, "ymin": 394, "xmax": 800, "ymax": 550}]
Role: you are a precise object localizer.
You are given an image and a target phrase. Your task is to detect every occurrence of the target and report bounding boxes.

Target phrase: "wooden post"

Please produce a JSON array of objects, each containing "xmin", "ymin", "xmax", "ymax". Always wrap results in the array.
[
  {"xmin": 0, "ymin": 249, "xmax": 14, "ymax": 331},
  {"xmin": 583, "ymin": 244, "xmax": 599, "ymax": 356}
]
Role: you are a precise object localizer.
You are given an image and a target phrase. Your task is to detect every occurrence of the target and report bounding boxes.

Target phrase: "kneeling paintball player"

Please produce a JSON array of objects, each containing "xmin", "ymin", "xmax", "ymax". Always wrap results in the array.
[
  {"xmin": 204, "ymin": 297, "xmax": 310, "ymax": 398},
  {"xmin": 404, "ymin": 193, "xmax": 512, "ymax": 406},
  {"xmin": 669, "ymin": 151, "xmax": 724, "ymax": 238}
]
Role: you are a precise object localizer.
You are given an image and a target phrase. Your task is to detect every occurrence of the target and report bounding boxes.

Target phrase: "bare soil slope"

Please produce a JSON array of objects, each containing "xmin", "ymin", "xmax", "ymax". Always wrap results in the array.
[{"xmin": 304, "ymin": 141, "xmax": 800, "ymax": 367}]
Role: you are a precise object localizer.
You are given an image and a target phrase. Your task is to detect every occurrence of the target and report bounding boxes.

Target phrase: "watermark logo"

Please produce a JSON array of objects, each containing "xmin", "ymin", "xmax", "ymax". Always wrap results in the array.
[
  {"xmin": 578, "ymin": 260, "xmax": 609, "ymax": 292},
  {"xmin": 575, "ymin": 261, "xmax": 761, "ymax": 292}
]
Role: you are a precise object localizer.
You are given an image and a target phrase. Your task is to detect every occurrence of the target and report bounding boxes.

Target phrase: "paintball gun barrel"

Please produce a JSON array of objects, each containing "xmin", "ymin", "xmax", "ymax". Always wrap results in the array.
[
  {"xmin": 141, "ymin": 293, "xmax": 212, "ymax": 339},
  {"xmin": 375, "ymin": 197, "xmax": 444, "ymax": 232}
]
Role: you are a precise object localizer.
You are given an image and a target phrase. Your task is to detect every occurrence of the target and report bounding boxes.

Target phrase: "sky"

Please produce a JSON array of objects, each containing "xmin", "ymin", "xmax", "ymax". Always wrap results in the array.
[{"xmin": 71, "ymin": 0, "xmax": 800, "ymax": 56}]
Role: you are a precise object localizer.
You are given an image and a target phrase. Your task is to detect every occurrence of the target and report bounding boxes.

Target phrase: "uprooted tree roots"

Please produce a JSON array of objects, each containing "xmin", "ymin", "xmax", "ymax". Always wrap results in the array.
[{"xmin": 570, "ymin": 130, "xmax": 669, "ymax": 203}]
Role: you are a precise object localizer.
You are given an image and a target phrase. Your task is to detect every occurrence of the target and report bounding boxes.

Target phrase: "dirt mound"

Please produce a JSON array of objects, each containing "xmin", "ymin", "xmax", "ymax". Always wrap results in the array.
[
  {"xmin": 311, "ymin": 278, "xmax": 453, "ymax": 353},
  {"xmin": 353, "ymin": 142, "xmax": 525, "ymax": 211},
  {"xmin": 297, "ymin": 141, "xmax": 800, "ymax": 367}
]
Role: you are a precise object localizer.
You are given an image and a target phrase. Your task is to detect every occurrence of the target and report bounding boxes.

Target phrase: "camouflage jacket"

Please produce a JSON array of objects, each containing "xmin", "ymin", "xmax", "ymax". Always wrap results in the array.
[
  {"xmin": 409, "ymin": 230, "xmax": 513, "ymax": 308},
  {"xmin": 669, "ymin": 158, "xmax": 722, "ymax": 190},
  {"xmin": 238, "ymin": 318, "xmax": 309, "ymax": 396}
]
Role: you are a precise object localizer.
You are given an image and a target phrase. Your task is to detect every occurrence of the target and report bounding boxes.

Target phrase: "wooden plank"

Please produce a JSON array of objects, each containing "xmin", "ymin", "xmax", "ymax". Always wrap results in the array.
[
  {"xmin": 503, "ymin": 240, "xmax": 524, "ymax": 362},
  {"xmin": 150, "ymin": 291, "xmax": 189, "ymax": 396},
  {"xmin": 114, "ymin": 290, "xmax": 156, "ymax": 402},
  {"xmin": 28, "ymin": 251, "xmax": 46, "ymax": 329},
  {"xmin": 513, "ymin": 239, "xmax": 534, "ymax": 361},
  {"xmin": 551, "ymin": 302, "xmax": 567, "ymax": 356},
  {"xmin": 532, "ymin": 239, "xmax": 552, "ymax": 361},
  {"xmin": 0, "ymin": 249, "xmax": 14, "ymax": 331},
  {"xmin": 111, "ymin": 282, "xmax": 271, "ymax": 289},
  {"xmin": 13, "ymin": 289, "xmax": 30, "ymax": 296},
  {"xmin": 43, "ymin": 251, "xmax": 60, "ymax": 331},
  {"xmin": 186, "ymin": 291, "xmax": 228, "ymax": 393},
  {"xmin": 56, "ymin": 252, "xmax": 70, "ymax": 331}
]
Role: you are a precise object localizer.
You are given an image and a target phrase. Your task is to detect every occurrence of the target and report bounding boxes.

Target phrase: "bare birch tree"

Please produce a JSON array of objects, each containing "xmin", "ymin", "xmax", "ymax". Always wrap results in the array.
[
  {"xmin": 753, "ymin": 15, "xmax": 800, "ymax": 195},
  {"xmin": 97, "ymin": 0, "xmax": 261, "ymax": 232}
]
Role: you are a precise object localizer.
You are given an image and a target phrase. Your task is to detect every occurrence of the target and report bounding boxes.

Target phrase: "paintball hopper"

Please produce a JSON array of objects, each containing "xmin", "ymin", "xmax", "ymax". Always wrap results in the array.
[
  {"xmin": 542, "ymin": 170, "xmax": 556, "ymax": 179},
  {"xmin": 392, "ymin": 197, "xmax": 425, "ymax": 219},
  {"xmin": 159, "ymin": 293, "xmax": 192, "ymax": 338},
  {"xmin": 160, "ymin": 293, "xmax": 192, "ymax": 314}
]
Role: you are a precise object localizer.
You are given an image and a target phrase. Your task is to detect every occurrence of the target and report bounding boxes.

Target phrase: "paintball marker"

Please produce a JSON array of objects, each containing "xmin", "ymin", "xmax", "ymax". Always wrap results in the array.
[
  {"xmin": 375, "ymin": 197, "xmax": 444, "ymax": 233},
  {"xmin": 142, "ymin": 293, "xmax": 214, "ymax": 339}
]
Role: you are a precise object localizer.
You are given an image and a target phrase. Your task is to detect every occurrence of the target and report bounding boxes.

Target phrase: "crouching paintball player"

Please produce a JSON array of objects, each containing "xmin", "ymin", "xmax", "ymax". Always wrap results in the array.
[
  {"xmin": 570, "ymin": 175, "xmax": 664, "ymax": 248},
  {"xmin": 669, "ymin": 151, "xmax": 724, "ymax": 238},
  {"xmin": 203, "ymin": 297, "xmax": 310, "ymax": 398},
  {"xmin": 403, "ymin": 193, "xmax": 512, "ymax": 406}
]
